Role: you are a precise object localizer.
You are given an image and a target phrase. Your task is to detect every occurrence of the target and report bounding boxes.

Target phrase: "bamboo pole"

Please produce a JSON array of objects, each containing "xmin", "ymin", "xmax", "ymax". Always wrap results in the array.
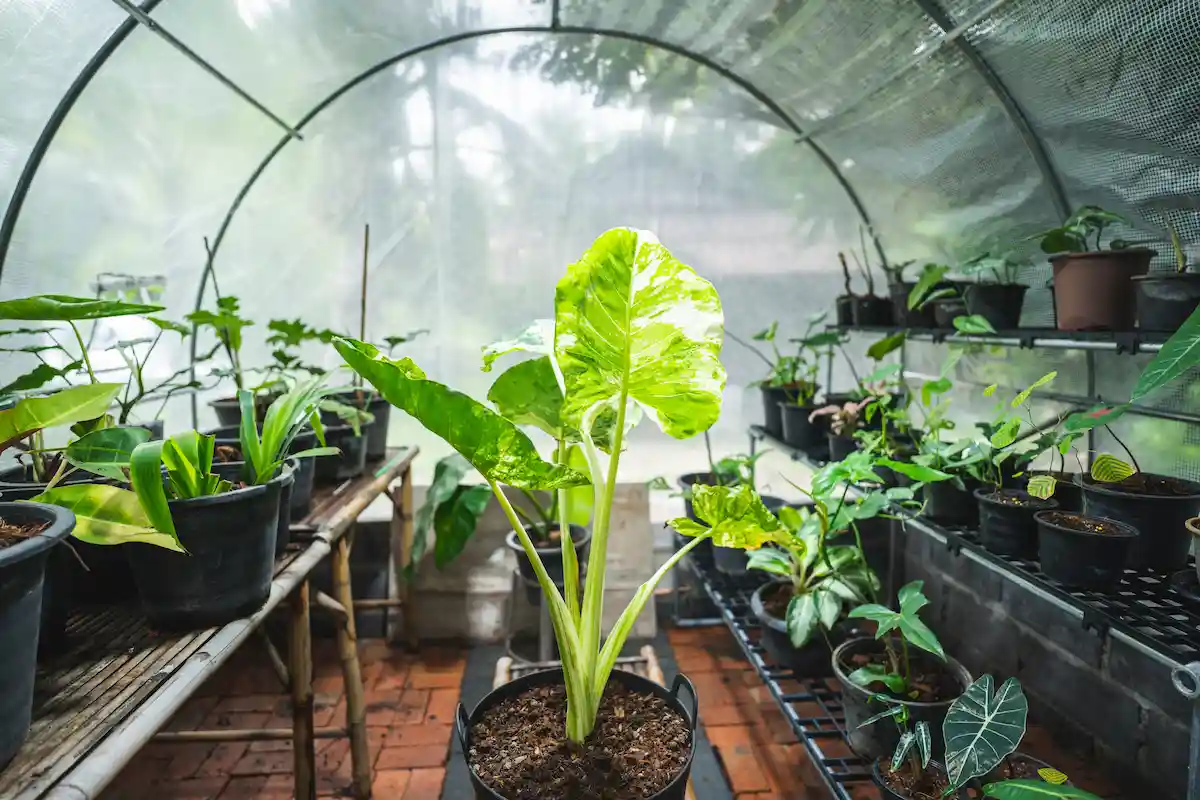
[
  {"xmin": 255, "ymin": 627, "xmax": 289, "ymax": 688},
  {"xmin": 312, "ymin": 590, "xmax": 349, "ymax": 622},
  {"xmin": 289, "ymin": 581, "xmax": 315, "ymax": 800},
  {"xmin": 333, "ymin": 535, "xmax": 372, "ymax": 799}
]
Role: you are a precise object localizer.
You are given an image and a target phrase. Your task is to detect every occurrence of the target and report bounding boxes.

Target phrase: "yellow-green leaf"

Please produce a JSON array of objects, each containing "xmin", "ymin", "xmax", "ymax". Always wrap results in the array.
[
  {"xmin": 1026, "ymin": 475, "xmax": 1056, "ymax": 500},
  {"xmin": 984, "ymin": 384, "xmax": 998, "ymax": 397},
  {"xmin": 0, "ymin": 383, "xmax": 122, "ymax": 450},
  {"xmin": 31, "ymin": 484, "xmax": 185, "ymax": 552},
  {"xmin": 1037, "ymin": 768, "xmax": 1069, "ymax": 785},
  {"xmin": 1091, "ymin": 453, "xmax": 1135, "ymax": 483},
  {"xmin": 1013, "ymin": 371, "xmax": 1057, "ymax": 408}
]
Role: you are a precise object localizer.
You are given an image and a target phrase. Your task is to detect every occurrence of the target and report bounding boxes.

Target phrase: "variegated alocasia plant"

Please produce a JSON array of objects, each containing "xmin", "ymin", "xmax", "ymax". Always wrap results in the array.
[{"xmin": 334, "ymin": 228, "xmax": 781, "ymax": 743}]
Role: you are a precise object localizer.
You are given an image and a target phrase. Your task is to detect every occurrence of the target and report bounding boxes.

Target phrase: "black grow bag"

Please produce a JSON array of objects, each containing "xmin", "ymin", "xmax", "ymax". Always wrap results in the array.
[
  {"xmin": 975, "ymin": 488, "xmax": 1057, "ymax": 559},
  {"xmin": 751, "ymin": 581, "xmax": 842, "ymax": 677},
  {"xmin": 455, "ymin": 667, "xmax": 697, "ymax": 800},
  {"xmin": 126, "ymin": 472, "xmax": 286, "ymax": 631},
  {"xmin": 779, "ymin": 403, "xmax": 823, "ymax": 454},
  {"xmin": 207, "ymin": 426, "xmax": 318, "ymax": 520},
  {"xmin": 315, "ymin": 422, "xmax": 372, "ymax": 484},
  {"xmin": 0, "ymin": 501, "xmax": 75, "ymax": 767},
  {"xmin": 320, "ymin": 391, "xmax": 391, "ymax": 462},
  {"xmin": 1081, "ymin": 474, "xmax": 1200, "ymax": 571}
]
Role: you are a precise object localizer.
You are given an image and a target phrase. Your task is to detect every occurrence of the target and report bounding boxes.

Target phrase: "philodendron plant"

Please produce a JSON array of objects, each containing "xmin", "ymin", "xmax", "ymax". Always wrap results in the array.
[{"xmin": 334, "ymin": 228, "xmax": 780, "ymax": 744}]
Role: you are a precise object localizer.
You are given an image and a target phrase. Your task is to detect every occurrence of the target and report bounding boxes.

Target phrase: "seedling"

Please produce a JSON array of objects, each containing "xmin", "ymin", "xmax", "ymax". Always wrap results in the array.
[
  {"xmin": 847, "ymin": 580, "xmax": 946, "ymax": 697},
  {"xmin": 1031, "ymin": 205, "xmax": 1148, "ymax": 254},
  {"xmin": 728, "ymin": 312, "xmax": 842, "ymax": 406}
]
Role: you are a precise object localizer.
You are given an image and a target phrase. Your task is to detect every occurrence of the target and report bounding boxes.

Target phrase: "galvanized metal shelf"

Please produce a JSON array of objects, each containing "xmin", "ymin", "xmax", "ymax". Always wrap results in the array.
[{"xmin": 832, "ymin": 324, "xmax": 1168, "ymax": 354}]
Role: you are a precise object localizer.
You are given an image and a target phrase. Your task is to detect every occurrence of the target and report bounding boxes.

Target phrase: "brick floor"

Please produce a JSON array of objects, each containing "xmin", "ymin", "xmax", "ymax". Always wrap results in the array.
[
  {"xmin": 100, "ymin": 640, "xmax": 465, "ymax": 800},
  {"xmin": 667, "ymin": 626, "xmax": 1130, "ymax": 800}
]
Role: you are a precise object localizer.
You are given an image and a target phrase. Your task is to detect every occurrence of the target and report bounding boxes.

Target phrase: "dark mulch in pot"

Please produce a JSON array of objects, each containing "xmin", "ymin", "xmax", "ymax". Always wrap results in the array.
[
  {"xmin": 762, "ymin": 581, "xmax": 792, "ymax": 618},
  {"xmin": 839, "ymin": 646, "xmax": 961, "ymax": 703},
  {"xmin": 0, "ymin": 517, "xmax": 48, "ymax": 548},
  {"xmin": 1097, "ymin": 473, "xmax": 1198, "ymax": 497},
  {"xmin": 1042, "ymin": 511, "xmax": 1128, "ymax": 535},
  {"xmin": 877, "ymin": 759, "xmax": 954, "ymax": 799},
  {"xmin": 469, "ymin": 681, "xmax": 690, "ymax": 800},
  {"xmin": 980, "ymin": 757, "xmax": 1042, "ymax": 783},
  {"xmin": 984, "ymin": 489, "xmax": 1040, "ymax": 506}
]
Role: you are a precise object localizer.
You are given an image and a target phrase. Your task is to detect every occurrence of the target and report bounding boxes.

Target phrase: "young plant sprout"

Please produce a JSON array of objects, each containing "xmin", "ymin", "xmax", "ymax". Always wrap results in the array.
[
  {"xmin": 334, "ymin": 228, "xmax": 780, "ymax": 744},
  {"xmin": 847, "ymin": 580, "xmax": 945, "ymax": 696},
  {"xmin": 1032, "ymin": 205, "xmax": 1149, "ymax": 254},
  {"xmin": 728, "ymin": 313, "xmax": 842, "ymax": 406},
  {"xmin": 187, "ymin": 296, "xmax": 253, "ymax": 391}
]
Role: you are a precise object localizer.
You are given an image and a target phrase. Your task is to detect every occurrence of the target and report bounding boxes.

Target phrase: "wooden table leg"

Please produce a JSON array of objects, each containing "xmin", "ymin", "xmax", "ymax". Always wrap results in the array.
[
  {"xmin": 333, "ymin": 533, "xmax": 372, "ymax": 799},
  {"xmin": 290, "ymin": 580, "xmax": 316, "ymax": 800},
  {"xmin": 391, "ymin": 464, "xmax": 418, "ymax": 651}
]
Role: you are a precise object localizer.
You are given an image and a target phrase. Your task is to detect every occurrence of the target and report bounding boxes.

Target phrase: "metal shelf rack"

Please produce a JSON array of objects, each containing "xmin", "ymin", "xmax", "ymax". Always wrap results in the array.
[{"xmin": 830, "ymin": 324, "xmax": 1169, "ymax": 354}]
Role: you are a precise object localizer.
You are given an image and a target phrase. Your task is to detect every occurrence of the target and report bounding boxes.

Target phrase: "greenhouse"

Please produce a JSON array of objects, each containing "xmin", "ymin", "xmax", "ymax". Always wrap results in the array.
[{"xmin": 0, "ymin": 1, "xmax": 1197, "ymax": 799}]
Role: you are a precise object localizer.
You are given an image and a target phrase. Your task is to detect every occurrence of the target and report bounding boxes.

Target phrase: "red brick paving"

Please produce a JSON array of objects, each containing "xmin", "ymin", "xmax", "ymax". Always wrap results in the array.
[{"xmin": 100, "ymin": 640, "xmax": 464, "ymax": 800}]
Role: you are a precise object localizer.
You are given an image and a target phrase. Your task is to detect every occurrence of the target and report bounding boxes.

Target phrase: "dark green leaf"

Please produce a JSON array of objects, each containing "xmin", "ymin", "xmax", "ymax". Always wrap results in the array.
[
  {"xmin": 786, "ymin": 593, "xmax": 819, "ymax": 648},
  {"xmin": 954, "ymin": 315, "xmax": 997, "ymax": 335},
  {"xmin": 867, "ymin": 332, "xmax": 906, "ymax": 361},
  {"xmin": 0, "ymin": 360, "xmax": 82, "ymax": 394},
  {"xmin": 876, "ymin": 459, "xmax": 952, "ymax": 483},
  {"xmin": 907, "ymin": 264, "xmax": 950, "ymax": 310},
  {"xmin": 848, "ymin": 664, "xmax": 908, "ymax": 694},
  {"xmin": 433, "ymin": 484, "xmax": 491, "ymax": 569},
  {"xmin": 1132, "ymin": 305, "xmax": 1200, "ymax": 401},
  {"xmin": 65, "ymin": 426, "xmax": 150, "ymax": 481},
  {"xmin": 944, "ymin": 675, "xmax": 1028, "ymax": 789},
  {"xmin": 411, "ymin": 454, "xmax": 475, "ymax": 579}
]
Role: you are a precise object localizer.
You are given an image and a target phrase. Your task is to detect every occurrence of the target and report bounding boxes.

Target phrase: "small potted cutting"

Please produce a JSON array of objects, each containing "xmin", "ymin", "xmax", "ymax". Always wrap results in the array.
[
  {"xmin": 1033, "ymin": 205, "xmax": 1156, "ymax": 331},
  {"xmin": 335, "ymin": 228, "xmax": 780, "ymax": 799},
  {"xmin": 908, "ymin": 356, "xmax": 981, "ymax": 526},
  {"xmin": 1134, "ymin": 218, "xmax": 1200, "ymax": 332},
  {"xmin": 836, "ymin": 252, "xmax": 855, "ymax": 325},
  {"xmin": 811, "ymin": 387, "xmax": 891, "ymax": 463},
  {"xmin": 126, "ymin": 380, "xmax": 339, "ymax": 630},
  {"xmin": 896, "ymin": 262, "xmax": 956, "ymax": 329},
  {"xmin": 961, "ymin": 252, "xmax": 1029, "ymax": 331},
  {"xmin": 188, "ymin": 295, "xmax": 273, "ymax": 426},
  {"xmin": 834, "ymin": 580, "xmax": 972, "ymax": 758},
  {"xmin": 847, "ymin": 229, "xmax": 892, "ymax": 326}
]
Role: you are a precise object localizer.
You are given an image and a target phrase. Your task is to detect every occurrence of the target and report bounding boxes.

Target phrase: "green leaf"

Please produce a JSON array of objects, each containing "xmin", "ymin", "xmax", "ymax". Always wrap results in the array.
[
  {"xmin": 984, "ymin": 384, "xmax": 998, "ymax": 397},
  {"xmin": 915, "ymin": 720, "xmax": 931, "ymax": 768},
  {"xmin": 679, "ymin": 484, "xmax": 784, "ymax": 550},
  {"xmin": 907, "ymin": 264, "xmax": 950, "ymax": 310},
  {"xmin": 857, "ymin": 703, "xmax": 904, "ymax": 729},
  {"xmin": 0, "ymin": 383, "xmax": 122, "ymax": 450},
  {"xmin": 433, "ymin": 484, "xmax": 491, "ymax": 569},
  {"xmin": 0, "ymin": 360, "xmax": 83, "ymax": 394},
  {"xmin": 944, "ymin": 675, "xmax": 1029, "ymax": 789},
  {"xmin": 814, "ymin": 587, "xmax": 841, "ymax": 630},
  {"xmin": 65, "ymin": 426, "xmax": 150, "ymax": 481},
  {"xmin": 752, "ymin": 322, "xmax": 778, "ymax": 342},
  {"xmin": 481, "ymin": 319, "xmax": 554, "ymax": 372},
  {"xmin": 1132, "ymin": 304, "xmax": 1200, "ymax": 401},
  {"xmin": 861, "ymin": 363, "xmax": 903, "ymax": 385},
  {"xmin": 487, "ymin": 356, "xmax": 563, "ymax": 438},
  {"xmin": 746, "ymin": 548, "xmax": 791, "ymax": 577},
  {"xmin": 1039, "ymin": 229, "xmax": 1085, "ymax": 255},
  {"xmin": 848, "ymin": 664, "xmax": 908, "ymax": 694},
  {"xmin": 0, "ymin": 295, "xmax": 164, "ymax": 320},
  {"xmin": 31, "ymin": 483, "xmax": 185, "ymax": 552},
  {"xmin": 982, "ymin": 780, "xmax": 1103, "ymax": 800},
  {"xmin": 333, "ymin": 338, "xmax": 587, "ymax": 490},
  {"xmin": 1063, "ymin": 404, "xmax": 1127, "ymax": 434},
  {"xmin": 1026, "ymin": 474, "xmax": 1056, "ymax": 499},
  {"xmin": 562, "ymin": 444, "xmax": 594, "ymax": 527},
  {"xmin": 1091, "ymin": 453, "xmax": 1135, "ymax": 483},
  {"xmin": 954, "ymin": 315, "xmax": 997, "ymax": 335},
  {"xmin": 892, "ymin": 731, "xmax": 917, "ymax": 772},
  {"xmin": 795, "ymin": 331, "xmax": 844, "ymax": 349},
  {"xmin": 1013, "ymin": 371, "xmax": 1058, "ymax": 407},
  {"xmin": 867, "ymin": 332, "xmax": 906, "ymax": 361},
  {"xmin": 412, "ymin": 454, "xmax": 475, "ymax": 579},
  {"xmin": 786, "ymin": 593, "xmax": 819, "ymax": 648},
  {"xmin": 876, "ymin": 459, "xmax": 952, "ymax": 483},
  {"xmin": 667, "ymin": 517, "xmax": 709, "ymax": 538},
  {"xmin": 849, "ymin": 580, "xmax": 945, "ymax": 660},
  {"xmin": 990, "ymin": 417, "xmax": 1022, "ymax": 449},
  {"xmin": 148, "ymin": 317, "xmax": 190, "ymax": 335},
  {"xmin": 921, "ymin": 377, "xmax": 952, "ymax": 406},
  {"xmin": 554, "ymin": 227, "xmax": 725, "ymax": 441}
]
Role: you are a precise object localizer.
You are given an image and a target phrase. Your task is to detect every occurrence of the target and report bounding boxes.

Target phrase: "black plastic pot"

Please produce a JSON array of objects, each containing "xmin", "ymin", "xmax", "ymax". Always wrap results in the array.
[
  {"xmin": 964, "ymin": 284, "xmax": 1027, "ymax": 330},
  {"xmin": 1134, "ymin": 273, "xmax": 1200, "ymax": 332},
  {"xmin": 932, "ymin": 297, "xmax": 967, "ymax": 329},
  {"xmin": 121, "ymin": 419, "xmax": 165, "ymax": 440},
  {"xmin": 0, "ymin": 501, "xmax": 75, "ymax": 767},
  {"xmin": 760, "ymin": 386, "xmax": 807, "ymax": 439},
  {"xmin": 834, "ymin": 637, "xmax": 971, "ymax": 759},
  {"xmin": 320, "ymin": 391, "xmax": 391, "ymax": 462},
  {"xmin": 1080, "ymin": 474, "xmax": 1200, "ymax": 571},
  {"xmin": 208, "ymin": 393, "xmax": 277, "ymax": 428},
  {"xmin": 751, "ymin": 581, "xmax": 842, "ymax": 676},
  {"xmin": 206, "ymin": 426, "xmax": 318, "ymax": 520},
  {"xmin": 779, "ymin": 403, "xmax": 823, "ymax": 454},
  {"xmin": 314, "ymin": 422, "xmax": 371, "ymax": 484},
  {"xmin": 713, "ymin": 495, "xmax": 784, "ymax": 575},
  {"xmin": 211, "ymin": 460, "xmax": 296, "ymax": 558},
  {"xmin": 923, "ymin": 479, "xmax": 980, "ymax": 527},
  {"xmin": 836, "ymin": 295, "xmax": 854, "ymax": 326},
  {"xmin": 455, "ymin": 667, "xmax": 697, "ymax": 800},
  {"xmin": 1035, "ymin": 510, "xmax": 1137, "ymax": 591},
  {"xmin": 975, "ymin": 488, "xmax": 1058, "ymax": 559},
  {"xmin": 126, "ymin": 472, "xmax": 286, "ymax": 631},
  {"xmin": 890, "ymin": 282, "xmax": 950, "ymax": 328},
  {"xmin": 852, "ymin": 295, "xmax": 893, "ymax": 326},
  {"xmin": 505, "ymin": 524, "xmax": 590, "ymax": 587},
  {"xmin": 828, "ymin": 434, "xmax": 858, "ymax": 462}
]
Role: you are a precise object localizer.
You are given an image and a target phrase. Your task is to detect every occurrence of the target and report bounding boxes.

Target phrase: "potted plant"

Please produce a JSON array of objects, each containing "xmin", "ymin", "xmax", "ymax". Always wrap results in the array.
[
  {"xmin": 836, "ymin": 252, "xmax": 855, "ymax": 325},
  {"xmin": 1134, "ymin": 218, "xmax": 1200, "ymax": 332},
  {"xmin": 961, "ymin": 253, "xmax": 1028, "ymax": 330},
  {"xmin": 126, "ymin": 381, "xmax": 338, "ymax": 630},
  {"xmin": 188, "ymin": 295, "xmax": 277, "ymax": 426},
  {"xmin": 335, "ymin": 228, "xmax": 780, "ymax": 799},
  {"xmin": 907, "ymin": 357, "xmax": 981, "ymax": 526},
  {"xmin": 847, "ymin": 229, "xmax": 892, "ymax": 326},
  {"xmin": 1033, "ymin": 507, "xmax": 1138, "ymax": 591},
  {"xmin": 107, "ymin": 316, "xmax": 201, "ymax": 439},
  {"xmin": 929, "ymin": 287, "xmax": 968, "ymax": 330},
  {"xmin": 834, "ymin": 580, "xmax": 972, "ymax": 758},
  {"xmin": 811, "ymin": 395, "xmax": 876, "ymax": 462},
  {"xmin": 894, "ymin": 263, "xmax": 955, "ymax": 328},
  {"xmin": 1034, "ymin": 205, "xmax": 1156, "ymax": 331}
]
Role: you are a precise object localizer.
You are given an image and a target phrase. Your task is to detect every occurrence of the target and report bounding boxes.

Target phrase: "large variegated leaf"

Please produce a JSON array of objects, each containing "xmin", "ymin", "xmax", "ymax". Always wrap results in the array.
[
  {"xmin": 667, "ymin": 484, "xmax": 783, "ymax": 550},
  {"xmin": 487, "ymin": 357, "xmax": 563, "ymax": 438},
  {"xmin": 0, "ymin": 384, "xmax": 122, "ymax": 450},
  {"xmin": 0, "ymin": 295, "xmax": 163, "ymax": 320},
  {"xmin": 65, "ymin": 426, "xmax": 150, "ymax": 481},
  {"xmin": 32, "ymin": 483, "xmax": 185, "ymax": 552},
  {"xmin": 554, "ymin": 228, "xmax": 725, "ymax": 440},
  {"xmin": 334, "ymin": 337, "xmax": 587, "ymax": 490},
  {"xmin": 944, "ymin": 675, "xmax": 1028, "ymax": 789},
  {"xmin": 481, "ymin": 319, "xmax": 555, "ymax": 372}
]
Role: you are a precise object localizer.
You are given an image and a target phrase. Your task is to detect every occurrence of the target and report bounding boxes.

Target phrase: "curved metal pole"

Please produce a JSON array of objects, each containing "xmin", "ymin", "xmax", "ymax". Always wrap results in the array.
[
  {"xmin": 909, "ymin": 0, "xmax": 1072, "ymax": 220},
  {"xmin": 0, "ymin": 0, "xmax": 165, "ymax": 274}
]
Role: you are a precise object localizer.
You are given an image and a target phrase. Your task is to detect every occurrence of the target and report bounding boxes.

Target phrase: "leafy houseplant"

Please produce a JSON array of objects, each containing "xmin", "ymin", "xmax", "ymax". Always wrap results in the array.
[
  {"xmin": 811, "ymin": 396, "xmax": 872, "ymax": 462},
  {"xmin": 835, "ymin": 580, "xmax": 971, "ymax": 760},
  {"xmin": 335, "ymin": 228, "xmax": 778, "ymax": 798},
  {"xmin": 847, "ymin": 228, "xmax": 893, "ymax": 326},
  {"xmin": 837, "ymin": 251, "xmax": 856, "ymax": 325},
  {"xmin": 961, "ymin": 253, "xmax": 1029, "ymax": 330},
  {"xmin": 187, "ymin": 295, "xmax": 264, "ymax": 427},
  {"xmin": 1133, "ymin": 217, "xmax": 1200, "ymax": 332},
  {"xmin": 893, "ymin": 262, "xmax": 954, "ymax": 329},
  {"xmin": 1034, "ymin": 205, "xmax": 1156, "ymax": 331}
]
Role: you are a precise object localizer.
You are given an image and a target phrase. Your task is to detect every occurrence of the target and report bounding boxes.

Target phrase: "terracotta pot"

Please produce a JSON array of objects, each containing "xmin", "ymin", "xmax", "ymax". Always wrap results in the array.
[{"xmin": 1050, "ymin": 250, "xmax": 1154, "ymax": 331}]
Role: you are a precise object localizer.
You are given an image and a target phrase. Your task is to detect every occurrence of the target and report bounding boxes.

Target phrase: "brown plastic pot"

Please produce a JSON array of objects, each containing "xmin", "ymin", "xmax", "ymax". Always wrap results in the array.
[{"xmin": 1050, "ymin": 250, "xmax": 1154, "ymax": 331}]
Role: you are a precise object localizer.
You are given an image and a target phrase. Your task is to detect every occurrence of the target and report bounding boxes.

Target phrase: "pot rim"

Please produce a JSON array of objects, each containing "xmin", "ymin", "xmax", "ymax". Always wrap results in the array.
[
  {"xmin": 972, "ymin": 486, "xmax": 1058, "ymax": 510},
  {"xmin": 505, "ymin": 524, "xmax": 592, "ymax": 554},
  {"xmin": 778, "ymin": 400, "xmax": 819, "ymax": 411},
  {"xmin": 1080, "ymin": 472, "xmax": 1200, "ymax": 501},
  {"xmin": 167, "ymin": 479, "xmax": 271, "ymax": 509},
  {"xmin": 1033, "ymin": 509, "xmax": 1138, "ymax": 539},
  {"xmin": 1187, "ymin": 517, "xmax": 1200, "ymax": 537},
  {"xmin": 0, "ymin": 500, "xmax": 76, "ymax": 565},
  {"xmin": 832, "ymin": 636, "xmax": 971, "ymax": 709},
  {"xmin": 1049, "ymin": 249, "xmax": 1157, "ymax": 263},
  {"xmin": 1131, "ymin": 272, "xmax": 1200, "ymax": 283}
]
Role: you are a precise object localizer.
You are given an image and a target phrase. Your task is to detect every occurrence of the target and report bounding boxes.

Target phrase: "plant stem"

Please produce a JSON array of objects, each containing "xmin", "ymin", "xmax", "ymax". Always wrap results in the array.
[
  {"xmin": 69, "ymin": 321, "xmax": 97, "ymax": 384},
  {"xmin": 900, "ymin": 636, "xmax": 911, "ymax": 684},
  {"xmin": 726, "ymin": 331, "xmax": 775, "ymax": 370},
  {"xmin": 556, "ymin": 440, "xmax": 581, "ymax": 624},
  {"xmin": 1103, "ymin": 424, "xmax": 1141, "ymax": 474},
  {"xmin": 704, "ymin": 431, "xmax": 716, "ymax": 476}
]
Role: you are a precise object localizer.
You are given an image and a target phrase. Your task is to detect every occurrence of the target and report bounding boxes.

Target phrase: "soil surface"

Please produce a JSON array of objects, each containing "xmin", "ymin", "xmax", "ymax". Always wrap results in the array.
[
  {"xmin": 841, "ymin": 644, "xmax": 961, "ymax": 703},
  {"xmin": 532, "ymin": 526, "xmax": 564, "ymax": 548},
  {"xmin": 877, "ymin": 759, "xmax": 954, "ymax": 799},
  {"xmin": 762, "ymin": 581, "xmax": 793, "ymax": 619},
  {"xmin": 1041, "ymin": 511, "xmax": 1128, "ymax": 536},
  {"xmin": 984, "ymin": 490, "xmax": 1047, "ymax": 508},
  {"xmin": 468, "ymin": 681, "xmax": 691, "ymax": 800},
  {"xmin": 0, "ymin": 517, "xmax": 49, "ymax": 549},
  {"xmin": 1094, "ymin": 473, "xmax": 1199, "ymax": 497}
]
